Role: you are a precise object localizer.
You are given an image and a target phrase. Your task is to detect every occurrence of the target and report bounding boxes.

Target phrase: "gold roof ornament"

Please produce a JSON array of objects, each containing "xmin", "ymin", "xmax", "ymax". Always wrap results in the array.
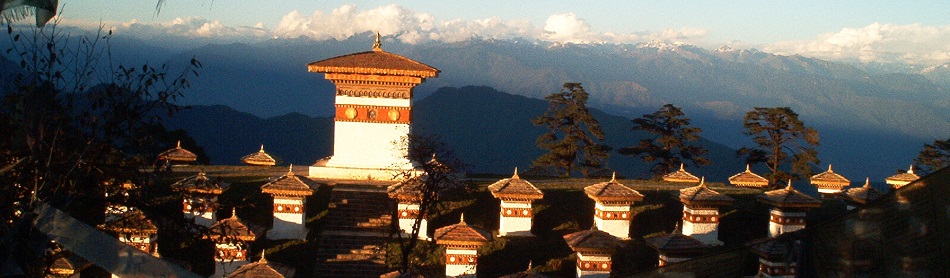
[{"xmin": 372, "ymin": 32, "xmax": 382, "ymax": 52}]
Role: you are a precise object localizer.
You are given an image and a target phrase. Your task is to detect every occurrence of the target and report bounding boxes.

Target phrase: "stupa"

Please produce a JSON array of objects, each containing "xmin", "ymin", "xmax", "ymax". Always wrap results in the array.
[
  {"xmin": 261, "ymin": 166, "xmax": 316, "ymax": 240},
  {"xmin": 810, "ymin": 164, "xmax": 850, "ymax": 198},
  {"xmin": 307, "ymin": 33, "xmax": 439, "ymax": 180},
  {"xmin": 487, "ymin": 168, "xmax": 544, "ymax": 237},
  {"xmin": 434, "ymin": 214, "xmax": 492, "ymax": 277},
  {"xmin": 583, "ymin": 173, "xmax": 643, "ymax": 239},
  {"xmin": 885, "ymin": 165, "xmax": 920, "ymax": 190},
  {"xmin": 678, "ymin": 177, "xmax": 733, "ymax": 246}
]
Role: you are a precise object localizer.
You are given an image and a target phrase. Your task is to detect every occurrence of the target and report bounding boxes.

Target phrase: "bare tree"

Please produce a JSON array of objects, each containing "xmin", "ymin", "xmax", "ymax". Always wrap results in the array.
[{"xmin": 388, "ymin": 133, "xmax": 469, "ymax": 275}]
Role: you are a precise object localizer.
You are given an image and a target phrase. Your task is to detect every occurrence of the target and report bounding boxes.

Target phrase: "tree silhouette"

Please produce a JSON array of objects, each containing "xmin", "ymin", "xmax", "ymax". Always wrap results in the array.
[
  {"xmin": 914, "ymin": 137, "xmax": 950, "ymax": 175},
  {"xmin": 532, "ymin": 83, "xmax": 610, "ymax": 177},
  {"xmin": 619, "ymin": 104, "xmax": 709, "ymax": 179},
  {"xmin": 737, "ymin": 107, "xmax": 819, "ymax": 186}
]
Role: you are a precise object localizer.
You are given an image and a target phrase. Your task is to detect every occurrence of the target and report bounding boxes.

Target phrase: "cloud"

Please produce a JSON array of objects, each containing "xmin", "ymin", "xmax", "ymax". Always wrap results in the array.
[
  {"xmin": 56, "ymin": 4, "xmax": 711, "ymax": 47},
  {"xmin": 765, "ymin": 23, "xmax": 950, "ymax": 65}
]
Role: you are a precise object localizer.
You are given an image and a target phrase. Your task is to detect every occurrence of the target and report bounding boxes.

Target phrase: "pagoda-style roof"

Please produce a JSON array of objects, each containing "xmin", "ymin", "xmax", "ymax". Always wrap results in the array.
[
  {"xmin": 157, "ymin": 141, "xmax": 197, "ymax": 163},
  {"xmin": 307, "ymin": 34, "xmax": 439, "ymax": 78},
  {"xmin": 810, "ymin": 164, "xmax": 850, "ymax": 188},
  {"xmin": 241, "ymin": 145, "xmax": 278, "ymax": 166},
  {"xmin": 886, "ymin": 165, "xmax": 920, "ymax": 188},
  {"xmin": 645, "ymin": 223, "xmax": 708, "ymax": 256},
  {"xmin": 840, "ymin": 178, "xmax": 885, "ymax": 206},
  {"xmin": 227, "ymin": 256, "xmax": 295, "ymax": 278},
  {"xmin": 679, "ymin": 178, "xmax": 734, "ymax": 207},
  {"xmin": 488, "ymin": 168, "xmax": 544, "ymax": 201},
  {"xmin": 662, "ymin": 163, "xmax": 701, "ymax": 183},
  {"xmin": 434, "ymin": 215, "xmax": 491, "ymax": 248},
  {"xmin": 757, "ymin": 181, "xmax": 822, "ymax": 209},
  {"xmin": 728, "ymin": 164, "xmax": 769, "ymax": 188},
  {"xmin": 584, "ymin": 173, "xmax": 644, "ymax": 204},
  {"xmin": 388, "ymin": 175, "xmax": 424, "ymax": 202},
  {"xmin": 99, "ymin": 209, "xmax": 158, "ymax": 235},
  {"xmin": 207, "ymin": 211, "xmax": 265, "ymax": 243},
  {"xmin": 48, "ymin": 252, "xmax": 90, "ymax": 277},
  {"xmin": 171, "ymin": 172, "xmax": 228, "ymax": 195},
  {"xmin": 562, "ymin": 227, "xmax": 623, "ymax": 255},
  {"xmin": 261, "ymin": 166, "xmax": 316, "ymax": 197}
]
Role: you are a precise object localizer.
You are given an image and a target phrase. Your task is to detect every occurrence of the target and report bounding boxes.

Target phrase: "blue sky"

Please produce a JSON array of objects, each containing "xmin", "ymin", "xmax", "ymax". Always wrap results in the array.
[{"xmin": 57, "ymin": 1, "xmax": 950, "ymax": 65}]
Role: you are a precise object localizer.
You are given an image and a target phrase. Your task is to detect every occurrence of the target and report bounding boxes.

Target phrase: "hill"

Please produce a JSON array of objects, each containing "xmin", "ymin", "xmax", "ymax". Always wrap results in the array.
[{"xmin": 165, "ymin": 86, "xmax": 744, "ymax": 181}]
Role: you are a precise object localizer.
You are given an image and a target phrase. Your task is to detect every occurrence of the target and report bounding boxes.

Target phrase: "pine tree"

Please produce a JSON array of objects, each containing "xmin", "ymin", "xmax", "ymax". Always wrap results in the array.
[
  {"xmin": 737, "ymin": 107, "xmax": 819, "ymax": 185},
  {"xmin": 619, "ymin": 104, "xmax": 709, "ymax": 179},
  {"xmin": 532, "ymin": 83, "xmax": 610, "ymax": 177}
]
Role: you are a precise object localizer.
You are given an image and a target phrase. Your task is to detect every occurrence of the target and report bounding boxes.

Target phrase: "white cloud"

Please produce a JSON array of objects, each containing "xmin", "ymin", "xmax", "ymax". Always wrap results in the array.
[
  {"xmin": 56, "ymin": 4, "xmax": 711, "ymax": 48},
  {"xmin": 765, "ymin": 23, "xmax": 950, "ymax": 65}
]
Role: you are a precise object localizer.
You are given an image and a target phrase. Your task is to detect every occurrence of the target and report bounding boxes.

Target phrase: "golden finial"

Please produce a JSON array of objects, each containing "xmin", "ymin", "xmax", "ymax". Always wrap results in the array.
[
  {"xmin": 864, "ymin": 177, "xmax": 871, "ymax": 188},
  {"xmin": 288, "ymin": 164, "xmax": 294, "ymax": 175},
  {"xmin": 372, "ymin": 32, "xmax": 382, "ymax": 51},
  {"xmin": 679, "ymin": 163, "xmax": 685, "ymax": 171},
  {"xmin": 827, "ymin": 164, "xmax": 833, "ymax": 172},
  {"xmin": 176, "ymin": 140, "xmax": 182, "ymax": 149},
  {"xmin": 699, "ymin": 176, "xmax": 706, "ymax": 187},
  {"xmin": 610, "ymin": 172, "xmax": 617, "ymax": 183},
  {"xmin": 908, "ymin": 165, "xmax": 915, "ymax": 174},
  {"xmin": 260, "ymin": 144, "xmax": 265, "ymax": 152},
  {"xmin": 261, "ymin": 251, "xmax": 267, "ymax": 262},
  {"xmin": 745, "ymin": 164, "xmax": 751, "ymax": 172},
  {"xmin": 231, "ymin": 207, "xmax": 237, "ymax": 219},
  {"xmin": 672, "ymin": 221, "xmax": 682, "ymax": 235},
  {"xmin": 459, "ymin": 213, "xmax": 465, "ymax": 224},
  {"xmin": 512, "ymin": 167, "xmax": 519, "ymax": 179},
  {"xmin": 785, "ymin": 180, "xmax": 793, "ymax": 191}
]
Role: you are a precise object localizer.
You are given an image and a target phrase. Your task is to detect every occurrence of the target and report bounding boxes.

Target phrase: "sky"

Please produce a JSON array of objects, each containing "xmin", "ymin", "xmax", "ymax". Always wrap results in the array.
[{"xmin": 51, "ymin": 1, "xmax": 950, "ymax": 65}]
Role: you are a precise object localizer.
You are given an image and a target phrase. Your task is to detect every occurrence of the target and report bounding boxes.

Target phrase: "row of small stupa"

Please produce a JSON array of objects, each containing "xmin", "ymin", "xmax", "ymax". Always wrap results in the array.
[
  {"xmin": 96, "ymin": 166, "xmax": 311, "ymax": 277},
  {"xmin": 388, "ymin": 162, "xmax": 918, "ymax": 277},
  {"xmin": 158, "ymin": 141, "xmax": 282, "ymax": 166}
]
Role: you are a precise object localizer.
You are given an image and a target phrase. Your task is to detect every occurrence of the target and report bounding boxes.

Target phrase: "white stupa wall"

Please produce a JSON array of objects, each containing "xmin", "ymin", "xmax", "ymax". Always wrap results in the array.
[
  {"xmin": 759, "ymin": 258, "xmax": 796, "ymax": 278},
  {"xmin": 397, "ymin": 202, "xmax": 428, "ymax": 239},
  {"xmin": 213, "ymin": 244, "xmax": 249, "ymax": 278},
  {"xmin": 769, "ymin": 209, "xmax": 806, "ymax": 238},
  {"xmin": 183, "ymin": 198, "xmax": 216, "ymax": 227},
  {"xmin": 317, "ymin": 96, "xmax": 414, "ymax": 177},
  {"xmin": 445, "ymin": 248, "xmax": 478, "ymax": 277},
  {"xmin": 498, "ymin": 201, "xmax": 533, "ymax": 236},
  {"xmin": 682, "ymin": 207, "xmax": 721, "ymax": 245},
  {"xmin": 269, "ymin": 197, "xmax": 307, "ymax": 240},
  {"xmin": 593, "ymin": 203, "xmax": 631, "ymax": 239},
  {"xmin": 576, "ymin": 252, "xmax": 612, "ymax": 278}
]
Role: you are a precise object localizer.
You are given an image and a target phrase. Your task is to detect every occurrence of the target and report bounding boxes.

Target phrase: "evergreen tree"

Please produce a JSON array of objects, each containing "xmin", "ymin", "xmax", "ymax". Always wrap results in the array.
[
  {"xmin": 532, "ymin": 83, "xmax": 610, "ymax": 177},
  {"xmin": 737, "ymin": 107, "xmax": 819, "ymax": 185},
  {"xmin": 619, "ymin": 104, "xmax": 709, "ymax": 179},
  {"xmin": 914, "ymin": 137, "xmax": 950, "ymax": 174}
]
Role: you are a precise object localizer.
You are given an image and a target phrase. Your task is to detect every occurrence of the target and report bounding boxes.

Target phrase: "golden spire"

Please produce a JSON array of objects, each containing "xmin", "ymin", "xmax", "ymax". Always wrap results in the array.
[
  {"xmin": 176, "ymin": 140, "xmax": 182, "ymax": 149},
  {"xmin": 260, "ymin": 144, "xmax": 265, "ymax": 152},
  {"xmin": 785, "ymin": 180, "xmax": 793, "ymax": 191},
  {"xmin": 908, "ymin": 164, "xmax": 915, "ymax": 174},
  {"xmin": 864, "ymin": 177, "xmax": 871, "ymax": 188},
  {"xmin": 231, "ymin": 207, "xmax": 238, "ymax": 219},
  {"xmin": 372, "ymin": 32, "xmax": 382, "ymax": 52},
  {"xmin": 512, "ymin": 167, "xmax": 519, "ymax": 179},
  {"xmin": 610, "ymin": 172, "xmax": 617, "ymax": 183},
  {"xmin": 288, "ymin": 164, "xmax": 294, "ymax": 176},
  {"xmin": 827, "ymin": 164, "xmax": 833, "ymax": 172},
  {"xmin": 459, "ymin": 213, "xmax": 466, "ymax": 225},
  {"xmin": 679, "ymin": 163, "xmax": 685, "ymax": 171},
  {"xmin": 699, "ymin": 176, "xmax": 706, "ymax": 187},
  {"xmin": 745, "ymin": 164, "xmax": 751, "ymax": 172}
]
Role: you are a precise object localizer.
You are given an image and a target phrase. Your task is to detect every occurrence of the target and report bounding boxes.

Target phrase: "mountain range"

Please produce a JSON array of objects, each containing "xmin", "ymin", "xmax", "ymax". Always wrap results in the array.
[{"xmin": 3, "ymin": 32, "xmax": 948, "ymax": 180}]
